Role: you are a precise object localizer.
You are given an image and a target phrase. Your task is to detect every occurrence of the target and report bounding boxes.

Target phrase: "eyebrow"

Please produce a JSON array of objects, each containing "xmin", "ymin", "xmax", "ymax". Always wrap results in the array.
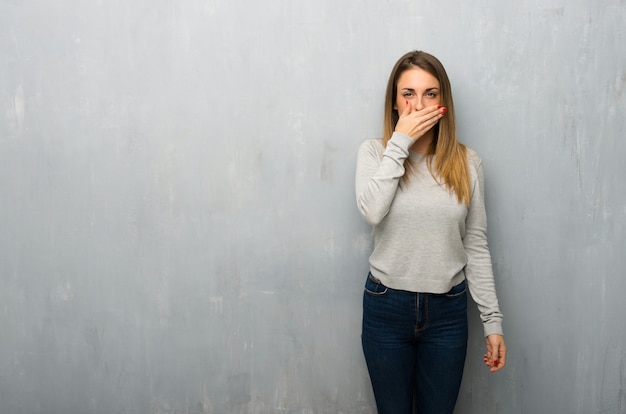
[{"xmin": 400, "ymin": 87, "xmax": 440, "ymax": 92}]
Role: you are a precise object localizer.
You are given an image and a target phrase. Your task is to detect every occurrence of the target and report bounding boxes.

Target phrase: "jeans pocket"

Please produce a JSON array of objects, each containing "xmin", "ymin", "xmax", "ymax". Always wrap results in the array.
[
  {"xmin": 444, "ymin": 279, "xmax": 467, "ymax": 298},
  {"xmin": 364, "ymin": 273, "xmax": 388, "ymax": 296}
]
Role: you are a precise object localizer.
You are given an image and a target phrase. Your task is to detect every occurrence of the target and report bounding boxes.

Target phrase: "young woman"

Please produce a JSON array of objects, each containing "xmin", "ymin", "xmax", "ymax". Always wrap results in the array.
[{"xmin": 355, "ymin": 50, "xmax": 506, "ymax": 414}]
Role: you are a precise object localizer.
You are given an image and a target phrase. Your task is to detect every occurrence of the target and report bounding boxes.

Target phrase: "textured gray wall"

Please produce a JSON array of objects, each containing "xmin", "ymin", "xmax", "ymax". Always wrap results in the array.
[{"xmin": 1, "ymin": 1, "xmax": 625, "ymax": 413}]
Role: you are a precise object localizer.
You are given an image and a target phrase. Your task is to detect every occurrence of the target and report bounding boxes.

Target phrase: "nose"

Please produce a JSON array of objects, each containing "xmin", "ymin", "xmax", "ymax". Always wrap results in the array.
[{"xmin": 415, "ymin": 97, "xmax": 424, "ymax": 111}]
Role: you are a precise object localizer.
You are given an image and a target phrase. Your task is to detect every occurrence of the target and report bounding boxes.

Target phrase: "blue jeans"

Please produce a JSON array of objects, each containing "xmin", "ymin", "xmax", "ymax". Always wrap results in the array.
[{"xmin": 361, "ymin": 273, "xmax": 468, "ymax": 414}]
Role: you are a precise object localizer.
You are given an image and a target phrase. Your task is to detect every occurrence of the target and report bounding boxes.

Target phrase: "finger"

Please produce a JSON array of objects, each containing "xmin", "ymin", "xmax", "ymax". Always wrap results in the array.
[
  {"xmin": 414, "ymin": 105, "xmax": 446, "ymax": 125},
  {"xmin": 485, "ymin": 335, "xmax": 505, "ymax": 372},
  {"xmin": 415, "ymin": 110, "xmax": 445, "ymax": 134},
  {"xmin": 415, "ymin": 104, "xmax": 446, "ymax": 116},
  {"xmin": 397, "ymin": 104, "xmax": 445, "ymax": 140},
  {"xmin": 490, "ymin": 341, "xmax": 507, "ymax": 372},
  {"xmin": 497, "ymin": 343, "xmax": 507, "ymax": 368},
  {"xmin": 401, "ymin": 100, "xmax": 411, "ymax": 118},
  {"xmin": 491, "ymin": 343, "xmax": 500, "ymax": 365},
  {"xmin": 487, "ymin": 337, "xmax": 500, "ymax": 370},
  {"xmin": 483, "ymin": 354, "xmax": 492, "ymax": 367}
]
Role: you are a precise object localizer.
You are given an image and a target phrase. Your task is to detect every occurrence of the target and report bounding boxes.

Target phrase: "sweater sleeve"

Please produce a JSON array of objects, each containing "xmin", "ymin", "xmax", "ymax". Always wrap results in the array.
[
  {"xmin": 355, "ymin": 132, "xmax": 414, "ymax": 225},
  {"xmin": 463, "ymin": 157, "xmax": 504, "ymax": 337}
]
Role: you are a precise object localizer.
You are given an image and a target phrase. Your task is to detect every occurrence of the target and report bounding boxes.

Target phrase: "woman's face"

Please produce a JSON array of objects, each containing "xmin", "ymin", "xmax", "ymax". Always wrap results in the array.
[{"xmin": 394, "ymin": 67, "xmax": 441, "ymax": 114}]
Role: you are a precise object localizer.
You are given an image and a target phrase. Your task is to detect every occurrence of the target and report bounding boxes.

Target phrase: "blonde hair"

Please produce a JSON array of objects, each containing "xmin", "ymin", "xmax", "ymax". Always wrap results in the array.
[{"xmin": 382, "ymin": 51, "xmax": 471, "ymax": 206}]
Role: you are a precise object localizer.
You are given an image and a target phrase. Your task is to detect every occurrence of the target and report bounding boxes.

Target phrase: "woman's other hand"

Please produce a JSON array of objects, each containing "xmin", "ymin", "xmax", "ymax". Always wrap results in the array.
[{"xmin": 483, "ymin": 334, "xmax": 507, "ymax": 372}]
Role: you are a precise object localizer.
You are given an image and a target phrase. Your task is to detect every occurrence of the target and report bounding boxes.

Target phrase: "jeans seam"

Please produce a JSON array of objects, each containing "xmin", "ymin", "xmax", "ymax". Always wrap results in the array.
[
  {"xmin": 414, "ymin": 293, "xmax": 419, "ymax": 338},
  {"xmin": 364, "ymin": 273, "xmax": 388, "ymax": 296},
  {"xmin": 444, "ymin": 289, "xmax": 467, "ymax": 298},
  {"xmin": 422, "ymin": 295, "xmax": 429, "ymax": 332},
  {"xmin": 414, "ymin": 294, "xmax": 429, "ymax": 335}
]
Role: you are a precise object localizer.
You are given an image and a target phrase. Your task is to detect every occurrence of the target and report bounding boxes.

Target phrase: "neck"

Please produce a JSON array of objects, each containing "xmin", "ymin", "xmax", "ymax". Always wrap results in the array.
[{"xmin": 410, "ymin": 130, "xmax": 435, "ymax": 154}]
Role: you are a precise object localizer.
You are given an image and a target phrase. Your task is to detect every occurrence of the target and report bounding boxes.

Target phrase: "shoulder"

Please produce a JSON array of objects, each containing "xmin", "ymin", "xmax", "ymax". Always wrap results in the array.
[
  {"xmin": 358, "ymin": 138, "xmax": 384, "ymax": 157},
  {"xmin": 464, "ymin": 146, "xmax": 483, "ymax": 171},
  {"xmin": 359, "ymin": 138, "xmax": 384, "ymax": 151}
]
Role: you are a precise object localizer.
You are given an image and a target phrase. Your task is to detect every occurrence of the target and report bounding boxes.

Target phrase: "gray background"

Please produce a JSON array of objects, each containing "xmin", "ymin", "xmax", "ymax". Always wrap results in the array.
[{"xmin": 1, "ymin": 0, "xmax": 625, "ymax": 413}]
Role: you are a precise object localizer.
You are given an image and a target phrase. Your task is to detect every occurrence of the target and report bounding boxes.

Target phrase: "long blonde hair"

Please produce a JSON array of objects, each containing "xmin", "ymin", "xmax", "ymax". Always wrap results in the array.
[{"xmin": 383, "ymin": 51, "xmax": 471, "ymax": 206}]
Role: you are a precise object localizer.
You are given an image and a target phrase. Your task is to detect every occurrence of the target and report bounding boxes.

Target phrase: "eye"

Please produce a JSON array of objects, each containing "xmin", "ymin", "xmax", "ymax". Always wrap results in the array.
[
  {"xmin": 402, "ymin": 91, "xmax": 414, "ymax": 98},
  {"xmin": 426, "ymin": 91, "xmax": 438, "ymax": 98}
]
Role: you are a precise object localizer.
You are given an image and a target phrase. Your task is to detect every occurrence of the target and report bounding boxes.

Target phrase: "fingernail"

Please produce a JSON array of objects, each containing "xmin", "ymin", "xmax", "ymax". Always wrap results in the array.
[
  {"xmin": 437, "ymin": 105, "xmax": 441, "ymax": 109},
  {"xmin": 494, "ymin": 360, "xmax": 499, "ymax": 367}
]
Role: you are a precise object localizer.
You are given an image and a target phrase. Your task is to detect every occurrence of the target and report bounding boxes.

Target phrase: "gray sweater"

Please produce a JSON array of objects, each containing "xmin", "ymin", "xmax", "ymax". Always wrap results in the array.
[{"xmin": 356, "ymin": 131, "xmax": 503, "ymax": 337}]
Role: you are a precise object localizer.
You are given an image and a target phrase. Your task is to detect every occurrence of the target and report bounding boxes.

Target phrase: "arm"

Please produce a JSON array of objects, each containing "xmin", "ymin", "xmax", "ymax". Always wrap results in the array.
[
  {"xmin": 463, "ymin": 159, "xmax": 503, "ymax": 335},
  {"xmin": 463, "ymin": 158, "xmax": 507, "ymax": 371},
  {"xmin": 355, "ymin": 132, "xmax": 414, "ymax": 225},
  {"xmin": 356, "ymin": 103, "xmax": 447, "ymax": 225}
]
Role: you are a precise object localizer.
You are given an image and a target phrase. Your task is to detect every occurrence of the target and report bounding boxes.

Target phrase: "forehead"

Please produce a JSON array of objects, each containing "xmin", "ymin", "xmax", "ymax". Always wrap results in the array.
[{"xmin": 396, "ymin": 67, "xmax": 440, "ymax": 89}]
